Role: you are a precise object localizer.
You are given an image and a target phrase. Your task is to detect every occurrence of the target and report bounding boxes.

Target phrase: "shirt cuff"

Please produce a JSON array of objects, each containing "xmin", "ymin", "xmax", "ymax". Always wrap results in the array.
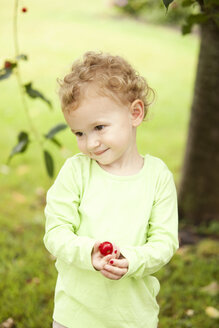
[
  {"xmin": 77, "ymin": 236, "xmax": 97, "ymax": 272},
  {"xmin": 119, "ymin": 247, "xmax": 137, "ymax": 280}
]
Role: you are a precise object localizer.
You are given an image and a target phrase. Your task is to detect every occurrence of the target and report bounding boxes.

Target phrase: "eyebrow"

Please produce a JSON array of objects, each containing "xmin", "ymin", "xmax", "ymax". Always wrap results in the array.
[{"xmin": 71, "ymin": 121, "xmax": 106, "ymax": 133}]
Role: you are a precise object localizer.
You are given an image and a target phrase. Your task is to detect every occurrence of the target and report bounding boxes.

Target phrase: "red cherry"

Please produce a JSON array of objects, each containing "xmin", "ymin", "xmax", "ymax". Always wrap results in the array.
[
  {"xmin": 4, "ymin": 61, "xmax": 12, "ymax": 69},
  {"xmin": 22, "ymin": 8, "xmax": 27, "ymax": 13},
  {"xmin": 99, "ymin": 241, "xmax": 113, "ymax": 256}
]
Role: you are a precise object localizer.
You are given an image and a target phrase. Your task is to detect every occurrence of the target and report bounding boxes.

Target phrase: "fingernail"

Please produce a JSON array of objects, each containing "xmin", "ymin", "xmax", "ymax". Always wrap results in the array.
[
  {"xmin": 110, "ymin": 260, "xmax": 114, "ymax": 264},
  {"xmin": 114, "ymin": 250, "xmax": 117, "ymax": 254}
]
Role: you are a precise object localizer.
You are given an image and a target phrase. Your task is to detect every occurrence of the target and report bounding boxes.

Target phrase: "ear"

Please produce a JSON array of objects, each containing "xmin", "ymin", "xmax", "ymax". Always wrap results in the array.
[{"xmin": 129, "ymin": 99, "xmax": 144, "ymax": 127}]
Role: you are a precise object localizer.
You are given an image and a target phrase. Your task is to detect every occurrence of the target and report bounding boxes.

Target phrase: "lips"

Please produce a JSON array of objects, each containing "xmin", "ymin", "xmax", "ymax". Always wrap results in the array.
[{"xmin": 94, "ymin": 149, "xmax": 108, "ymax": 156}]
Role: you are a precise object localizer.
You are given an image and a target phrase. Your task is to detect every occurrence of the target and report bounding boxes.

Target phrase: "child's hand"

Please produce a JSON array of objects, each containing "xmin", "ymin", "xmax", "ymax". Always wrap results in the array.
[
  {"xmin": 100, "ymin": 253, "xmax": 129, "ymax": 280},
  {"xmin": 91, "ymin": 241, "xmax": 120, "ymax": 272}
]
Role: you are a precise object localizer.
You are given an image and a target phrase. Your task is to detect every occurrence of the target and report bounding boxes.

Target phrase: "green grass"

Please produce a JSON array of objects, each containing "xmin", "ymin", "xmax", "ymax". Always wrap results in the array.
[
  {"xmin": 1, "ymin": 1, "xmax": 218, "ymax": 328},
  {"xmin": 157, "ymin": 240, "xmax": 219, "ymax": 328}
]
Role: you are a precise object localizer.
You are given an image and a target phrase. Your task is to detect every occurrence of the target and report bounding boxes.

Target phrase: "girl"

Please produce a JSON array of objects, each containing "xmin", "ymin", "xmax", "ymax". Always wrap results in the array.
[{"xmin": 44, "ymin": 51, "xmax": 179, "ymax": 328}]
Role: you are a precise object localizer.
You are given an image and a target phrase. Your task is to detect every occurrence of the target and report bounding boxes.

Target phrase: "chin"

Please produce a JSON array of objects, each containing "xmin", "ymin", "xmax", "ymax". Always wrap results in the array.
[{"xmin": 97, "ymin": 159, "xmax": 109, "ymax": 165}]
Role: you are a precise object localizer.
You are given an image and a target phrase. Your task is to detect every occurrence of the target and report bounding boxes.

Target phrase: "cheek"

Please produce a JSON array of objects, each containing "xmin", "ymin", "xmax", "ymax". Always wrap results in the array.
[
  {"xmin": 117, "ymin": 129, "xmax": 131, "ymax": 144},
  {"xmin": 104, "ymin": 135, "xmax": 116, "ymax": 146},
  {"xmin": 105, "ymin": 129, "xmax": 127, "ymax": 145},
  {"xmin": 76, "ymin": 138, "xmax": 85, "ymax": 151}
]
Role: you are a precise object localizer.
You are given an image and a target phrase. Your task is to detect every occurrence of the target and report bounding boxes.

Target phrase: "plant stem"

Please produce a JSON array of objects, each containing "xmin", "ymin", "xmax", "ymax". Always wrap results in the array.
[{"xmin": 13, "ymin": 0, "xmax": 44, "ymax": 148}]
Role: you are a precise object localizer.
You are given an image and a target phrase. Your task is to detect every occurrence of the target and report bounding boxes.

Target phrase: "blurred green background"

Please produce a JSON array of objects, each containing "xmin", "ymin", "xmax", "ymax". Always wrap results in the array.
[{"xmin": 1, "ymin": 1, "xmax": 218, "ymax": 327}]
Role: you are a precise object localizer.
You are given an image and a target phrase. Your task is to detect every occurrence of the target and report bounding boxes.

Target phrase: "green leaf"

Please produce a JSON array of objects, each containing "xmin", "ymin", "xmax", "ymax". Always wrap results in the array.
[
  {"xmin": 43, "ymin": 150, "xmax": 54, "ymax": 177},
  {"xmin": 7, "ymin": 131, "xmax": 29, "ymax": 164},
  {"xmin": 16, "ymin": 54, "xmax": 28, "ymax": 61},
  {"xmin": 0, "ymin": 68, "xmax": 12, "ymax": 81},
  {"xmin": 182, "ymin": 13, "xmax": 210, "ymax": 35},
  {"xmin": 0, "ymin": 62, "xmax": 17, "ymax": 81},
  {"xmin": 44, "ymin": 123, "xmax": 68, "ymax": 139},
  {"xmin": 49, "ymin": 137, "xmax": 62, "ymax": 148},
  {"xmin": 163, "ymin": 0, "xmax": 175, "ymax": 10},
  {"xmin": 24, "ymin": 82, "xmax": 53, "ymax": 109},
  {"xmin": 182, "ymin": 23, "xmax": 192, "ymax": 35},
  {"xmin": 182, "ymin": 0, "xmax": 196, "ymax": 7},
  {"xmin": 187, "ymin": 13, "xmax": 209, "ymax": 25},
  {"xmin": 204, "ymin": 0, "xmax": 219, "ymax": 8}
]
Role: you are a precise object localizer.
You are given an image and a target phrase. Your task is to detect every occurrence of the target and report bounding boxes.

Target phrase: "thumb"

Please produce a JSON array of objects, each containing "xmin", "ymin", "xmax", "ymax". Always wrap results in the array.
[
  {"xmin": 92, "ymin": 240, "xmax": 101, "ymax": 254},
  {"xmin": 103, "ymin": 254, "xmax": 113, "ymax": 264},
  {"xmin": 111, "ymin": 243, "xmax": 120, "ymax": 259}
]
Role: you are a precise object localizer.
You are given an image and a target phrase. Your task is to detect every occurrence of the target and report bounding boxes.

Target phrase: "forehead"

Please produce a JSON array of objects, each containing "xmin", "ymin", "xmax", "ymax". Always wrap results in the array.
[{"xmin": 65, "ymin": 85, "xmax": 128, "ymax": 130}]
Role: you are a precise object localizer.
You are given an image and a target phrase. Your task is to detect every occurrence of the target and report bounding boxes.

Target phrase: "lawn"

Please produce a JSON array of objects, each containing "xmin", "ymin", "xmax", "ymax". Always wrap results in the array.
[{"xmin": 0, "ymin": 0, "xmax": 218, "ymax": 327}]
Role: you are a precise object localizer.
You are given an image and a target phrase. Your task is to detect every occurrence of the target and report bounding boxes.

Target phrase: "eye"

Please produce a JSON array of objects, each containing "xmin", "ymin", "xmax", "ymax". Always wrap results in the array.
[
  {"xmin": 75, "ymin": 132, "xmax": 83, "ymax": 137},
  {"xmin": 95, "ymin": 125, "xmax": 105, "ymax": 131}
]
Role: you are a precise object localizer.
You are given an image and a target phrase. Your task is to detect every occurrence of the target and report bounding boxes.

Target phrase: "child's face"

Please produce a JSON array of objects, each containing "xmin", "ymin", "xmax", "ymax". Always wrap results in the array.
[{"xmin": 63, "ymin": 85, "xmax": 141, "ymax": 168}]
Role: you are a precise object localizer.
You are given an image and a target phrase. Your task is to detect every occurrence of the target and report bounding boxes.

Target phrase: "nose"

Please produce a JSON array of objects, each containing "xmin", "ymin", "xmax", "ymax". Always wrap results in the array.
[{"xmin": 86, "ymin": 133, "xmax": 101, "ymax": 152}]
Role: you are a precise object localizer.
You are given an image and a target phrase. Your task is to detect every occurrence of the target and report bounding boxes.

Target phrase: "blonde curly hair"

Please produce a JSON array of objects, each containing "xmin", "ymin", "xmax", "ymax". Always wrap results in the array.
[{"xmin": 57, "ymin": 51, "xmax": 155, "ymax": 121}]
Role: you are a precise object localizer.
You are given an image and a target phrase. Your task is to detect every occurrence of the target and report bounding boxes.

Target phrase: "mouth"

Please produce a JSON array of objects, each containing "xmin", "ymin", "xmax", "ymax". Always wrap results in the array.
[{"xmin": 93, "ymin": 149, "xmax": 108, "ymax": 156}]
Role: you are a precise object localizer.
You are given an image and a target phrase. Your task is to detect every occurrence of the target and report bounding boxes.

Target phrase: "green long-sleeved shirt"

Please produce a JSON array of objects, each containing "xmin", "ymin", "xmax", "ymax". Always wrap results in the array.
[{"xmin": 44, "ymin": 153, "xmax": 179, "ymax": 328}]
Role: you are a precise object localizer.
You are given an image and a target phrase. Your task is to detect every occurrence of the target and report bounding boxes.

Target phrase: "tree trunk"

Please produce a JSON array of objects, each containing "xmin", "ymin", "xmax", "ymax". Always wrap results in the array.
[{"xmin": 178, "ymin": 17, "xmax": 219, "ymax": 225}]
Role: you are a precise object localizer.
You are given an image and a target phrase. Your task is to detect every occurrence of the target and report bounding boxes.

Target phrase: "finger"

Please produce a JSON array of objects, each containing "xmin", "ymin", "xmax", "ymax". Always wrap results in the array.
[
  {"xmin": 100, "ymin": 269, "xmax": 121, "ymax": 280},
  {"xmin": 102, "ymin": 254, "xmax": 114, "ymax": 265},
  {"xmin": 92, "ymin": 240, "xmax": 101, "ymax": 253},
  {"xmin": 114, "ymin": 246, "xmax": 120, "ymax": 259},
  {"xmin": 102, "ymin": 265, "xmax": 128, "ymax": 277},
  {"xmin": 94, "ymin": 254, "xmax": 112, "ymax": 271},
  {"xmin": 111, "ymin": 243, "xmax": 120, "ymax": 259},
  {"xmin": 108, "ymin": 258, "xmax": 129, "ymax": 269},
  {"xmin": 104, "ymin": 254, "xmax": 113, "ymax": 261}
]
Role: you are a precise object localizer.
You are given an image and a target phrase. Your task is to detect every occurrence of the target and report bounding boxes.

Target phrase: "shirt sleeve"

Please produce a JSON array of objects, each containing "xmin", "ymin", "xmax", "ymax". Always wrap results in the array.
[
  {"xmin": 119, "ymin": 167, "xmax": 179, "ymax": 280},
  {"xmin": 43, "ymin": 158, "xmax": 96, "ymax": 272}
]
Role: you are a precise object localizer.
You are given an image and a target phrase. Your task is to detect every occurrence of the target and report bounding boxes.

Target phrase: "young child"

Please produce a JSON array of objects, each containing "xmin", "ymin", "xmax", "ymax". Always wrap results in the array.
[{"xmin": 44, "ymin": 51, "xmax": 179, "ymax": 328}]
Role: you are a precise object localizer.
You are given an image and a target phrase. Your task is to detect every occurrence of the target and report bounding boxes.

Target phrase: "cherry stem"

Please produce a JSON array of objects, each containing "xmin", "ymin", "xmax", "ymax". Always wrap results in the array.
[{"xmin": 13, "ymin": 0, "xmax": 44, "ymax": 149}]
